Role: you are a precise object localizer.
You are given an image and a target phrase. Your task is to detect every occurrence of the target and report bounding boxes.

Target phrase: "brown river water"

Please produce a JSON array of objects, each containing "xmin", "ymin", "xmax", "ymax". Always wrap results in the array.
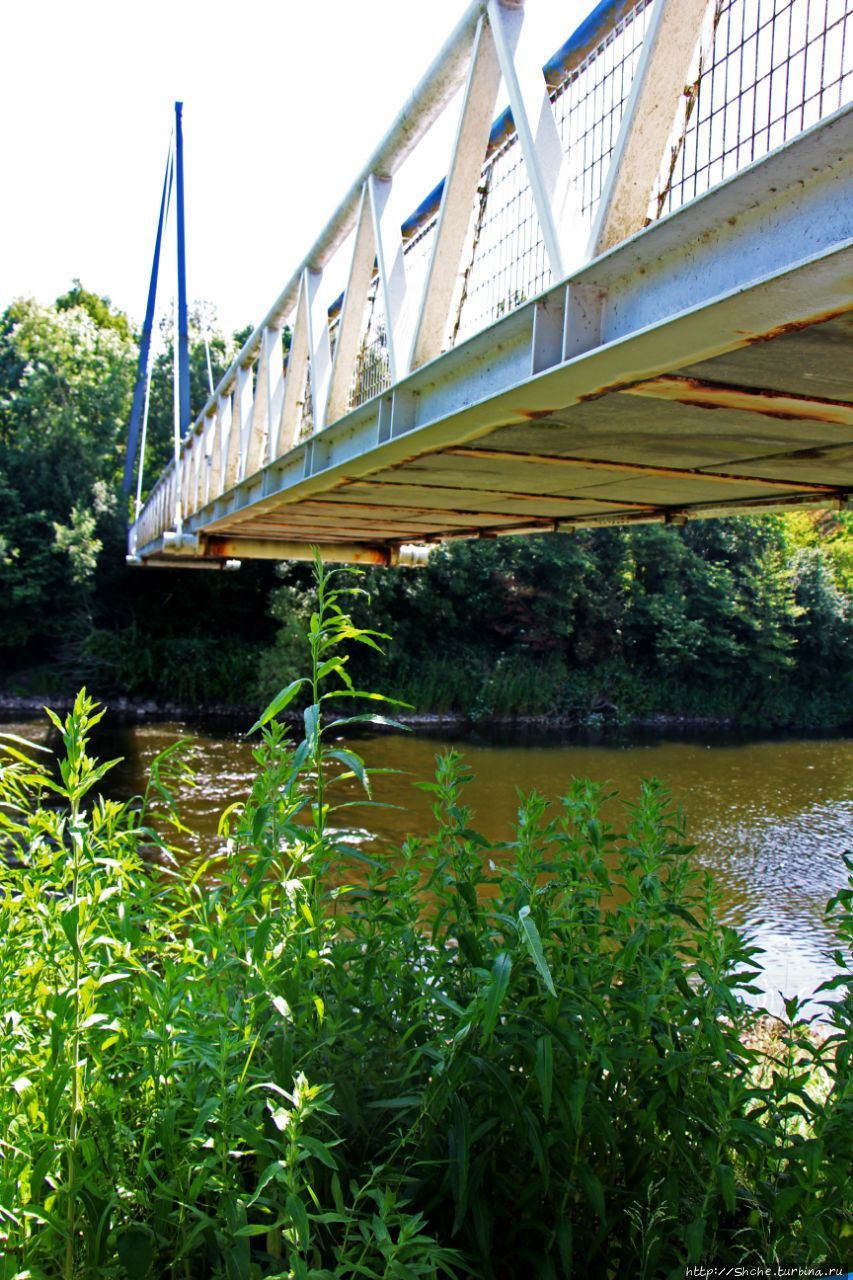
[{"xmin": 6, "ymin": 714, "xmax": 853, "ymax": 1018}]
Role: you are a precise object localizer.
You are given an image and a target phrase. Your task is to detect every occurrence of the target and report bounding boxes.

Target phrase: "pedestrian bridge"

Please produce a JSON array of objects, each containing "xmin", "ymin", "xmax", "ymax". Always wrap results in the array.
[{"xmin": 127, "ymin": 0, "xmax": 853, "ymax": 569}]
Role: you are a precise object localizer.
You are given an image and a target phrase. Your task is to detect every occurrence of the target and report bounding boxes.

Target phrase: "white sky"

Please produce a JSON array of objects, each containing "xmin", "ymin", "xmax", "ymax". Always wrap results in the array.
[{"xmin": 1, "ymin": 0, "xmax": 585, "ymax": 336}]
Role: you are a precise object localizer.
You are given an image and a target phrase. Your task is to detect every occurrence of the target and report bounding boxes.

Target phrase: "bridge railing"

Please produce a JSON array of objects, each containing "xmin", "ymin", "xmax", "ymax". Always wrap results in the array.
[{"xmin": 130, "ymin": 0, "xmax": 853, "ymax": 556}]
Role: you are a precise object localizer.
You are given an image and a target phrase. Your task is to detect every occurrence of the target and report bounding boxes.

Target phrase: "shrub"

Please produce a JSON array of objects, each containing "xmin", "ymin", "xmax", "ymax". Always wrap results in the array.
[{"xmin": 1, "ymin": 557, "xmax": 850, "ymax": 1278}]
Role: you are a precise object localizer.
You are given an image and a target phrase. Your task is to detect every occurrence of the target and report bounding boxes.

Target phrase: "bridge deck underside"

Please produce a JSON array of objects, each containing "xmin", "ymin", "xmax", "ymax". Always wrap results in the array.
[{"xmin": 200, "ymin": 312, "xmax": 853, "ymax": 553}]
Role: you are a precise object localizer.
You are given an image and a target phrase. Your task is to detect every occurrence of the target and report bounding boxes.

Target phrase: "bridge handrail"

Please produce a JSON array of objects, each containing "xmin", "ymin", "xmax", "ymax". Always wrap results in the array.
[
  {"xmin": 138, "ymin": 0, "xmax": 643, "ymax": 492},
  {"xmin": 175, "ymin": 0, "xmax": 490, "ymax": 469}
]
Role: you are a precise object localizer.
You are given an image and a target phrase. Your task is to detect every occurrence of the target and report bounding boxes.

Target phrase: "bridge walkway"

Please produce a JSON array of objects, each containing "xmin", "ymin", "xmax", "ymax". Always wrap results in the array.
[{"xmin": 127, "ymin": 0, "xmax": 853, "ymax": 568}]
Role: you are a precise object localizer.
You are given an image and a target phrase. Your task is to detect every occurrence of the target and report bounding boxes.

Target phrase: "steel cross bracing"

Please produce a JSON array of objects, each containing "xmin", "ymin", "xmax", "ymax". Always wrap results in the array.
[{"xmin": 128, "ymin": 0, "xmax": 853, "ymax": 570}]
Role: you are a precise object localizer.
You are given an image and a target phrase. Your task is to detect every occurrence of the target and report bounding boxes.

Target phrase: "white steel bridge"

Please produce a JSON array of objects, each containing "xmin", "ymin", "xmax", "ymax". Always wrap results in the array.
[{"xmin": 127, "ymin": 0, "xmax": 853, "ymax": 569}]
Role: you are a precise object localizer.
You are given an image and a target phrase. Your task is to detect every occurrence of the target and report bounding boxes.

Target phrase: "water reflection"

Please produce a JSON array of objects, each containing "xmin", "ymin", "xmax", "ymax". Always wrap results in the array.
[{"xmin": 6, "ymin": 713, "xmax": 852, "ymax": 1016}]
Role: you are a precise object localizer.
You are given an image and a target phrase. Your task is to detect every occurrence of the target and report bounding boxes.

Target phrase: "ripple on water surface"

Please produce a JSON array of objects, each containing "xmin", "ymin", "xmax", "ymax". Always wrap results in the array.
[{"xmin": 6, "ymin": 715, "xmax": 853, "ymax": 1017}]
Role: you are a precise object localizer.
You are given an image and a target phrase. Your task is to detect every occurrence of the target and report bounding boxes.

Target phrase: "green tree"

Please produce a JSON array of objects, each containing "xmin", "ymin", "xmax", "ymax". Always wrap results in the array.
[
  {"xmin": 261, "ymin": 516, "xmax": 852, "ymax": 725},
  {"xmin": 0, "ymin": 290, "xmax": 277, "ymax": 700},
  {"xmin": 0, "ymin": 294, "xmax": 135, "ymax": 654}
]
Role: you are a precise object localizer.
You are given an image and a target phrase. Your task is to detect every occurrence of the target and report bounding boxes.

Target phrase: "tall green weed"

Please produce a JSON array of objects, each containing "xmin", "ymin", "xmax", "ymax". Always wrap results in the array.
[{"xmin": 0, "ymin": 556, "xmax": 851, "ymax": 1278}]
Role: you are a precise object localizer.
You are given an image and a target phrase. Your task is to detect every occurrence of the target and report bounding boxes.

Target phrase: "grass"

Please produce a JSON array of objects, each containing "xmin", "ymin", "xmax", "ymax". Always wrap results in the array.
[{"xmin": 1, "ymin": 555, "xmax": 851, "ymax": 1278}]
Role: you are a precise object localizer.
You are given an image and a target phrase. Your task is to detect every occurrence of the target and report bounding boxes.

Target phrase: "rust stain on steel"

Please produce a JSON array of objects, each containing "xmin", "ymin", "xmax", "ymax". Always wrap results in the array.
[
  {"xmin": 569, "ymin": 309, "xmax": 852, "ymax": 407},
  {"xmin": 575, "ymin": 378, "xmax": 650, "ymax": 404},
  {"xmin": 624, "ymin": 375, "xmax": 853, "ymax": 425},
  {"xmin": 343, "ymin": 476, "xmax": 657, "ymax": 510},
  {"xmin": 237, "ymin": 500, "xmax": 456, "ymax": 525},
  {"xmin": 225, "ymin": 520, "xmax": 426, "ymax": 538},
  {"xmin": 204, "ymin": 537, "xmax": 393, "ymax": 565},
  {"xmin": 252, "ymin": 509, "xmax": 484, "ymax": 531},
  {"xmin": 296, "ymin": 497, "xmax": 584, "ymax": 522},
  {"xmin": 742, "ymin": 306, "xmax": 851, "ymax": 344},
  {"xmin": 444, "ymin": 447, "xmax": 840, "ymax": 494}
]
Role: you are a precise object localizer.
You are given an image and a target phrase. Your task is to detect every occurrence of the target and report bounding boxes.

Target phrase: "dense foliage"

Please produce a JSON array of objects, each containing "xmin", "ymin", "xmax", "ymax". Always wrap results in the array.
[
  {"xmin": 0, "ymin": 289, "xmax": 276, "ymax": 702},
  {"xmin": 1, "ymin": 285, "xmax": 851, "ymax": 726},
  {"xmin": 1, "ymin": 563, "xmax": 851, "ymax": 1278},
  {"xmin": 266, "ymin": 516, "xmax": 853, "ymax": 726}
]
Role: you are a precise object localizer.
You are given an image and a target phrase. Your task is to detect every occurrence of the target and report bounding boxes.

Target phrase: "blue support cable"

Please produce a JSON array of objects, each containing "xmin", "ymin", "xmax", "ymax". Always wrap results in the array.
[
  {"xmin": 123, "ymin": 140, "xmax": 174, "ymax": 496},
  {"xmin": 175, "ymin": 101, "xmax": 191, "ymax": 437}
]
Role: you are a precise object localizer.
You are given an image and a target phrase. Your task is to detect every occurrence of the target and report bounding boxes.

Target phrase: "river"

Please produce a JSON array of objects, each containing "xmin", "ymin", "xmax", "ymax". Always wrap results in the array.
[{"xmin": 6, "ymin": 712, "xmax": 853, "ymax": 1018}]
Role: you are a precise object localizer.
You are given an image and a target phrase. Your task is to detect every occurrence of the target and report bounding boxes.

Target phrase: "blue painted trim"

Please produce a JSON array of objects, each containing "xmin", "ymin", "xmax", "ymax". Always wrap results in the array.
[{"xmin": 543, "ymin": 0, "xmax": 640, "ymax": 89}]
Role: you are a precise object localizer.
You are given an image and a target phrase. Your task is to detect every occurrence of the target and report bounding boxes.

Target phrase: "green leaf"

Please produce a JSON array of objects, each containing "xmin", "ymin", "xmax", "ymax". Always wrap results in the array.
[
  {"xmin": 517, "ymin": 906, "xmax": 556, "ymax": 997},
  {"xmin": 316, "ymin": 656, "xmax": 353, "ymax": 688},
  {"xmin": 556, "ymin": 1218, "xmax": 572, "ymax": 1276},
  {"xmin": 191, "ymin": 1096, "xmax": 221, "ymax": 1136},
  {"xmin": 327, "ymin": 748, "xmax": 371, "ymax": 796},
  {"xmin": 251, "ymin": 803, "xmax": 272, "ymax": 844},
  {"xmin": 116, "ymin": 1224, "xmax": 157, "ymax": 1279},
  {"xmin": 248, "ymin": 679, "xmax": 307, "ymax": 734},
  {"xmin": 60, "ymin": 902, "xmax": 81, "ymax": 957},
  {"xmin": 328, "ymin": 844, "xmax": 385, "ymax": 869},
  {"xmin": 326, "ymin": 689, "xmax": 413, "ymax": 707},
  {"xmin": 771, "ymin": 1184, "xmax": 802, "ymax": 1221},
  {"xmin": 287, "ymin": 1192, "xmax": 310, "ymax": 1251},
  {"xmin": 576, "ymin": 1164, "xmax": 605, "ymax": 1221},
  {"xmin": 567, "ymin": 1076, "xmax": 586, "ymax": 1131},
  {"xmin": 328, "ymin": 713, "xmax": 410, "ymax": 734},
  {"xmin": 715, "ymin": 1162, "xmax": 736, "ymax": 1214},
  {"xmin": 449, "ymin": 1095, "xmax": 471, "ymax": 1234},
  {"xmin": 481, "ymin": 951, "xmax": 512, "ymax": 1038},
  {"xmin": 303, "ymin": 703, "xmax": 320, "ymax": 749},
  {"xmin": 0, "ymin": 731, "xmax": 52, "ymax": 753},
  {"xmin": 365, "ymin": 1094, "xmax": 422, "ymax": 1110},
  {"xmin": 535, "ymin": 1035, "xmax": 553, "ymax": 1121},
  {"xmin": 684, "ymin": 1216, "xmax": 704, "ymax": 1263},
  {"xmin": 665, "ymin": 901, "xmax": 702, "ymax": 929},
  {"xmin": 300, "ymin": 1134, "xmax": 338, "ymax": 1169},
  {"xmin": 246, "ymin": 1159, "xmax": 285, "ymax": 1207}
]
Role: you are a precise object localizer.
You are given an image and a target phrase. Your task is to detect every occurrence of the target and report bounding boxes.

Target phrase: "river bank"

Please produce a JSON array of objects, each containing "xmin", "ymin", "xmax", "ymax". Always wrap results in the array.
[{"xmin": 1, "ymin": 688, "xmax": 826, "ymax": 737}]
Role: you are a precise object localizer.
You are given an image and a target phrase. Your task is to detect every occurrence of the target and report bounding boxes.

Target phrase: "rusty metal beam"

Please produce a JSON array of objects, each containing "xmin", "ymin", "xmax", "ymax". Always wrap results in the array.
[
  {"xmin": 203, "ymin": 537, "xmax": 396, "ymax": 564},
  {"xmin": 556, "ymin": 490, "xmax": 838, "ymax": 530},
  {"xmin": 344, "ymin": 476, "xmax": 658, "ymax": 508},
  {"xmin": 623, "ymin": 376, "xmax": 853, "ymax": 425},
  {"xmin": 288, "ymin": 494, "xmax": 643, "ymax": 521}
]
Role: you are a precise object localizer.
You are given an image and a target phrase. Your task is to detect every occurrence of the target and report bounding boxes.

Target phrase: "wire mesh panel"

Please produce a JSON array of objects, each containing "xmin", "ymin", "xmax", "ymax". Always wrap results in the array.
[
  {"xmin": 328, "ymin": 312, "xmax": 340, "ymax": 365},
  {"xmin": 403, "ymin": 215, "xmax": 440, "ymax": 281},
  {"xmin": 350, "ymin": 276, "xmax": 391, "ymax": 409},
  {"xmin": 453, "ymin": 0, "xmax": 654, "ymax": 345},
  {"xmin": 291, "ymin": 0, "xmax": 852, "ymax": 424},
  {"xmin": 332, "ymin": 0, "xmax": 660, "ymax": 388},
  {"xmin": 655, "ymin": 0, "xmax": 853, "ymax": 215},
  {"xmin": 552, "ymin": 0, "xmax": 655, "ymax": 217},
  {"xmin": 452, "ymin": 137, "xmax": 551, "ymax": 344}
]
